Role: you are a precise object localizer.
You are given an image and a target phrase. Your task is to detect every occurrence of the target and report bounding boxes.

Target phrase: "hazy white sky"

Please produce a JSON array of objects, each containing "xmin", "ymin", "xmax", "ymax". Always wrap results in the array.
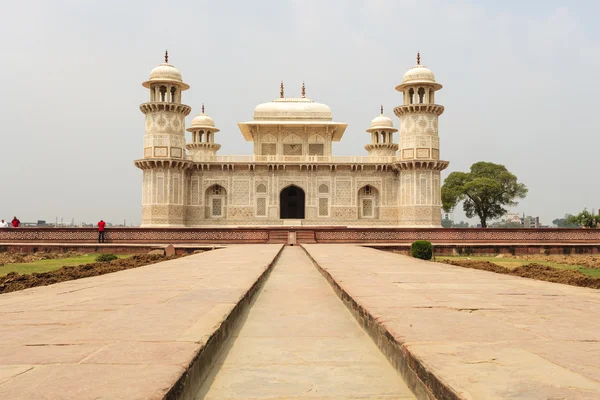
[{"xmin": 1, "ymin": 0, "xmax": 598, "ymax": 226}]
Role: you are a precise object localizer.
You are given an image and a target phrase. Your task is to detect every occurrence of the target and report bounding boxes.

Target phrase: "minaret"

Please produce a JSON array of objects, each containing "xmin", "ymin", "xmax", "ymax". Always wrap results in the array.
[
  {"xmin": 134, "ymin": 51, "xmax": 191, "ymax": 227},
  {"xmin": 394, "ymin": 53, "xmax": 449, "ymax": 227},
  {"xmin": 365, "ymin": 105, "xmax": 398, "ymax": 157},
  {"xmin": 186, "ymin": 104, "xmax": 221, "ymax": 161}
]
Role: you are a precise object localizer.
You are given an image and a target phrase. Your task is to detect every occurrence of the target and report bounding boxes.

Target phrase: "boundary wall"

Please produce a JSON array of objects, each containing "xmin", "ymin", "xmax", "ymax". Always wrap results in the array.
[{"xmin": 0, "ymin": 227, "xmax": 599, "ymax": 254}]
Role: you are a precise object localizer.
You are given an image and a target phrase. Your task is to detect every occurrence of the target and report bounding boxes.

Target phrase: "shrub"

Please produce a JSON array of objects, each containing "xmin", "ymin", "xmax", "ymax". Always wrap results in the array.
[
  {"xmin": 411, "ymin": 240, "xmax": 433, "ymax": 260},
  {"xmin": 96, "ymin": 254, "xmax": 118, "ymax": 262}
]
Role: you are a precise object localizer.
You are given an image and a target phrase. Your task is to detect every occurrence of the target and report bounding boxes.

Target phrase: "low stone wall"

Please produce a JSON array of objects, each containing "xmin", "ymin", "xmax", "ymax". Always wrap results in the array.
[
  {"xmin": 0, "ymin": 227, "xmax": 599, "ymax": 247},
  {"xmin": 313, "ymin": 227, "xmax": 600, "ymax": 244},
  {"xmin": 0, "ymin": 228, "xmax": 270, "ymax": 244}
]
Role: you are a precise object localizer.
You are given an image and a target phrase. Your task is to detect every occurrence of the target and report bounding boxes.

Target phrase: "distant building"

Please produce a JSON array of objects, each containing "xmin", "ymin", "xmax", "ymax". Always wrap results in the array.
[
  {"xmin": 505, "ymin": 213, "xmax": 522, "ymax": 225},
  {"xmin": 522, "ymin": 216, "xmax": 540, "ymax": 229}
]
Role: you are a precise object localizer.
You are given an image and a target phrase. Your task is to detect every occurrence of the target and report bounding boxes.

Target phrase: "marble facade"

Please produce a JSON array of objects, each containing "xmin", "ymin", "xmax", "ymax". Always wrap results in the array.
[{"xmin": 134, "ymin": 52, "xmax": 449, "ymax": 227}]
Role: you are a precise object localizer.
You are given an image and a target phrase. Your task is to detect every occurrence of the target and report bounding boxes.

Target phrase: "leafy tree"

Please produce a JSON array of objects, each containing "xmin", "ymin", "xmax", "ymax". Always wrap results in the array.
[
  {"xmin": 441, "ymin": 217, "xmax": 453, "ymax": 228},
  {"xmin": 552, "ymin": 214, "xmax": 579, "ymax": 228},
  {"xmin": 442, "ymin": 218, "xmax": 470, "ymax": 228},
  {"xmin": 441, "ymin": 162, "xmax": 528, "ymax": 228},
  {"xmin": 567, "ymin": 209, "xmax": 600, "ymax": 228}
]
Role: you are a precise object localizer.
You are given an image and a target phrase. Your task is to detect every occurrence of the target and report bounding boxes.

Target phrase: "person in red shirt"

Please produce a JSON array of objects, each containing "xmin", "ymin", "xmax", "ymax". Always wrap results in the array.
[
  {"xmin": 97, "ymin": 220, "xmax": 106, "ymax": 243},
  {"xmin": 11, "ymin": 216, "xmax": 20, "ymax": 228}
]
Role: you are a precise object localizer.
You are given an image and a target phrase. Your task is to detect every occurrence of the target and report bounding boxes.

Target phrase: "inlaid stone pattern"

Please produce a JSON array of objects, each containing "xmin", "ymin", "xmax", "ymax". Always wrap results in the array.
[
  {"xmin": 0, "ymin": 229, "xmax": 269, "ymax": 242},
  {"xmin": 2, "ymin": 228, "xmax": 600, "ymax": 244},
  {"xmin": 314, "ymin": 229, "xmax": 600, "ymax": 242}
]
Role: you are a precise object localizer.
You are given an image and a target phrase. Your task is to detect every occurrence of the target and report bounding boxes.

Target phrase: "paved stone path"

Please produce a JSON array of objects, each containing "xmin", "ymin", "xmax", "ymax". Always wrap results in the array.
[
  {"xmin": 303, "ymin": 244, "xmax": 600, "ymax": 400},
  {"xmin": 196, "ymin": 246, "xmax": 414, "ymax": 399},
  {"xmin": 5, "ymin": 242, "xmax": 600, "ymax": 399},
  {"xmin": 0, "ymin": 245, "xmax": 282, "ymax": 400}
]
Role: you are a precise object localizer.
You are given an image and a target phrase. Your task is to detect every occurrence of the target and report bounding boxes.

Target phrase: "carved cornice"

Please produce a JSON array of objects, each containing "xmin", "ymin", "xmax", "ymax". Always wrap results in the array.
[
  {"xmin": 393, "ymin": 104, "xmax": 444, "ymax": 117},
  {"xmin": 392, "ymin": 160, "xmax": 449, "ymax": 171},
  {"xmin": 134, "ymin": 159, "xmax": 192, "ymax": 170},
  {"xmin": 186, "ymin": 143, "xmax": 221, "ymax": 151},
  {"xmin": 139, "ymin": 102, "xmax": 192, "ymax": 116},
  {"xmin": 364, "ymin": 143, "xmax": 399, "ymax": 152}
]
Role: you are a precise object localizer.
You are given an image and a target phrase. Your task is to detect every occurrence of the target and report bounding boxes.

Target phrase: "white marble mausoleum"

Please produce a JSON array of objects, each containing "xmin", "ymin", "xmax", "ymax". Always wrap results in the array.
[{"xmin": 134, "ymin": 52, "xmax": 449, "ymax": 227}]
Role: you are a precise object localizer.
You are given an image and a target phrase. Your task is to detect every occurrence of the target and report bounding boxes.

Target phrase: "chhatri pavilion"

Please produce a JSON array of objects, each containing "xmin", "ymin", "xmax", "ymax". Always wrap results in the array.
[{"xmin": 134, "ymin": 52, "xmax": 449, "ymax": 227}]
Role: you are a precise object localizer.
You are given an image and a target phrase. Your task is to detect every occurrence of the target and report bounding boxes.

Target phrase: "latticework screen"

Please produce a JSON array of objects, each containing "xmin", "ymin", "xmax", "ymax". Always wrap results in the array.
[
  {"xmin": 261, "ymin": 143, "xmax": 277, "ymax": 155},
  {"xmin": 256, "ymin": 197, "xmax": 267, "ymax": 216},
  {"xmin": 212, "ymin": 198, "xmax": 222, "ymax": 216},
  {"xmin": 283, "ymin": 144, "xmax": 302, "ymax": 156},
  {"xmin": 308, "ymin": 144, "xmax": 324, "ymax": 156},
  {"xmin": 362, "ymin": 199, "xmax": 373, "ymax": 217},
  {"xmin": 318, "ymin": 197, "xmax": 329, "ymax": 216}
]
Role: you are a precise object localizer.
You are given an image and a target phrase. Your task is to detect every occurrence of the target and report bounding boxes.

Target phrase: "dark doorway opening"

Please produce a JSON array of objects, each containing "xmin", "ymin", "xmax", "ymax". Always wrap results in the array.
[{"xmin": 280, "ymin": 186, "xmax": 305, "ymax": 219}]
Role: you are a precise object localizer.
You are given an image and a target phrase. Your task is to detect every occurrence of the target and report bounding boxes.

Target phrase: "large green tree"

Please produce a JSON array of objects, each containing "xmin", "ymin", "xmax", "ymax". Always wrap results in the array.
[
  {"xmin": 441, "ymin": 162, "xmax": 528, "ymax": 228},
  {"xmin": 567, "ymin": 209, "xmax": 600, "ymax": 228}
]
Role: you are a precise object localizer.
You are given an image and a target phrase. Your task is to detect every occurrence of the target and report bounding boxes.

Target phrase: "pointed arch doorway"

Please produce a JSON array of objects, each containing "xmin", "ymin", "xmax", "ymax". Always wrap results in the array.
[{"xmin": 280, "ymin": 186, "xmax": 305, "ymax": 219}]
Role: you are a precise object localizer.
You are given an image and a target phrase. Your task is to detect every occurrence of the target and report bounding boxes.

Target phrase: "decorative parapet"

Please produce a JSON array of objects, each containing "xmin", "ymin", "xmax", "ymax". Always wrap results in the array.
[
  {"xmin": 182, "ymin": 155, "xmax": 399, "ymax": 164},
  {"xmin": 393, "ymin": 160, "xmax": 449, "ymax": 171},
  {"xmin": 134, "ymin": 159, "xmax": 192, "ymax": 170},
  {"xmin": 365, "ymin": 143, "xmax": 399, "ymax": 152},
  {"xmin": 394, "ymin": 104, "xmax": 444, "ymax": 117},
  {"xmin": 186, "ymin": 143, "xmax": 221, "ymax": 151},
  {"xmin": 140, "ymin": 102, "xmax": 191, "ymax": 116}
]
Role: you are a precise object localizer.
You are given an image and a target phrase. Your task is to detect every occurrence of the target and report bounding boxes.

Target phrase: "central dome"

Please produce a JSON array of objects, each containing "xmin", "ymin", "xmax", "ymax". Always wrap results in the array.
[{"xmin": 253, "ymin": 98, "xmax": 332, "ymax": 121}]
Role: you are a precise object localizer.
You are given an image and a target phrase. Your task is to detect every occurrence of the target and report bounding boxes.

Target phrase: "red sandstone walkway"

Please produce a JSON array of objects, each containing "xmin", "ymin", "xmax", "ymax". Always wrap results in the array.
[
  {"xmin": 0, "ymin": 245, "xmax": 283, "ymax": 399},
  {"xmin": 4, "ymin": 243, "xmax": 600, "ymax": 399},
  {"xmin": 303, "ymin": 244, "xmax": 600, "ymax": 399}
]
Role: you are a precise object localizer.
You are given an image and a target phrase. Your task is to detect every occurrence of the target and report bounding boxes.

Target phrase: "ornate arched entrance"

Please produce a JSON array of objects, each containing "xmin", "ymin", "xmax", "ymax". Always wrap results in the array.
[{"xmin": 280, "ymin": 186, "xmax": 305, "ymax": 219}]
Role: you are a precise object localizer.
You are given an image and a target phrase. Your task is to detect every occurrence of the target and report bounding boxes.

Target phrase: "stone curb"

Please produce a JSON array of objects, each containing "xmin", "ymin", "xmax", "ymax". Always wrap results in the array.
[
  {"xmin": 163, "ymin": 244, "xmax": 285, "ymax": 400},
  {"xmin": 301, "ymin": 245, "xmax": 461, "ymax": 400}
]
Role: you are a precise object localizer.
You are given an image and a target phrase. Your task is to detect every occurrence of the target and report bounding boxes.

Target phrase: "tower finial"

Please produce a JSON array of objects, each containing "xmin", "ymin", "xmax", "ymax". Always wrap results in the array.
[
  {"xmin": 417, "ymin": 51, "xmax": 420, "ymax": 65},
  {"xmin": 165, "ymin": 50, "xmax": 169, "ymax": 63},
  {"xmin": 301, "ymin": 81, "xmax": 306, "ymax": 98},
  {"xmin": 202, "ymin": 103, "xmax": 205, "ymax": 114},
  {"xmin": 280, "ymin": 81, "xmax": 284, "ymax": 98},
  {"xmin": 381, "ymin": 104, "xmax": 384, "ymax": 115}
]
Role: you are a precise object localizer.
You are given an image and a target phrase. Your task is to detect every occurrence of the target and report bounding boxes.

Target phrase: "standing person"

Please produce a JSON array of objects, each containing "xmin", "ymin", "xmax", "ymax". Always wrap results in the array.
[
  {"xmin": 11, "ymin": 216, "xmax": 20, "ymax": 228},
  {"xmin": 97, "ymin": 219, "xmax": 106, "ymax": 243},
  {"xmin": 0, "ymin": 219, "xmax": 8, "ymax": 228}
]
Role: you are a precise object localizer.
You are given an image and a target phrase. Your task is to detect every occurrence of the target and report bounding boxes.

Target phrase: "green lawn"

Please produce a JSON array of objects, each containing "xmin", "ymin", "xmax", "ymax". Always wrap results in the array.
[
  {"xmin": 436, "ymin": 256, "xmax": 600, "ymax": 278},
  {"xmin": 0, "ymin": 254, "xmax": 131, "ymax": 277}
]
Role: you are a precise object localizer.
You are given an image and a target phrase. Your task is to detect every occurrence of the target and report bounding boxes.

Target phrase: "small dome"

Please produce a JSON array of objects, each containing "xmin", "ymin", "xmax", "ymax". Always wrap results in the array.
[
  {"xmin": 402, "ymin": 65, "xmax": 436, "ymax": 85},
  {"xmin": 253, "ymin": 98, "xmax": 332, "ymax": 121},
  {"xmin": 187, "ymin": 113, "xmax": 219, "ymax": 132},
  {"xmin": 367, "ymin": 113, "xmax": 397, "ymax": 132},
  {"xmin": 142, "ymin": 63, "xmax": 190, "ymax": 90},
  {"xmin": 370, "ymin": 115, "xmax": 393, "ymax": 128},
  {"xmin": 395, "ymin": 54, "xmax": 442, "ymax": 92}
]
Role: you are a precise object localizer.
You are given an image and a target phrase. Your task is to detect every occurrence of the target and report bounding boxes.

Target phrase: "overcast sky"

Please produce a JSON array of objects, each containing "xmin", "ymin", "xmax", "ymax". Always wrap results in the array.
[{"xmin": 1, "ymin": 0, "xmax": 598, "ymax": 226}]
